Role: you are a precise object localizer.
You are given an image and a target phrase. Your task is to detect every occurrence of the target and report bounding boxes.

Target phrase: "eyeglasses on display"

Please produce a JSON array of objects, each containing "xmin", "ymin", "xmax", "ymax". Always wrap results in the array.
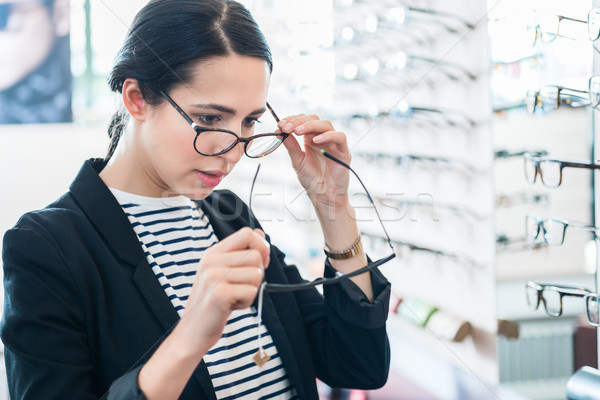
[
  {"xmin": 160, "ymin": 91, "xmax": 287, "ymax": 158},
  {"xmin": 525, "ymin": 86, "xmax": 590, "ymax": 114},
  {"xmin": 346, "ymin": 105, "xmax": 477, "ymax": 131},
  {"xmin": 362, "ymin": 232, "xmax": 481, "ymax": 269},
  {"xmin": 495, "ymin": 149, "xmax": 548, "ymax": 159},
  {"xmin": 495, "ymin": 192, "xmax": 549, "ymax": 208},
  {"xmin": 525, "ymin": 214, "xmax": 598, "ymax": 246},
  {"xmin": 524, "ymin": 153, "xmax": 600, "ymax": 188},
  {"xmin": 355, "ymin": 151, "xmax": 483, "ymax": 179},
  {"xmin": 526, "ymin": 282, "xmax": 592, "ymax": 318},
  {"xmin": 376, "ymin": 196, "xmax": 486, "ymax": 223},
  {"xmin": 528, "ymin": 13, "xmax": 587, "ymax": 46}
]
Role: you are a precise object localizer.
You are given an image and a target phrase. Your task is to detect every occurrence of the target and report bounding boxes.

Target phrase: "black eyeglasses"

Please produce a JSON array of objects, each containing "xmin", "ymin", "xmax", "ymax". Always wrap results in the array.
[
  {"xmin": 524, "ymin": 153, "xmax": 600, "ymax": 188},
  {"xmin": 526, "ymin": 282, "xmax": 592, "ymax": 318},
  {"xmin": 248, "ymin": 150, "xmax": 397, "ymax": 293},
  {"xmin": 160, "ymin": 91, "xmax": 288, "ymax": 158},
  {"xmin": 0, "ymin": 0, "xmax": 52, "ymax": 30}
]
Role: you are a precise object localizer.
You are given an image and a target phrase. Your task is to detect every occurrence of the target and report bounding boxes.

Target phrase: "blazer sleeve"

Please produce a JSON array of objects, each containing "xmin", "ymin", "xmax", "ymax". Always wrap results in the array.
[
  {"xmin": 272, "ymin": 244, "xmax": 392, "ymax": 390},
  {"xmin": 1, "ymin": 225, "xmax": 146, "ymax": 400}
]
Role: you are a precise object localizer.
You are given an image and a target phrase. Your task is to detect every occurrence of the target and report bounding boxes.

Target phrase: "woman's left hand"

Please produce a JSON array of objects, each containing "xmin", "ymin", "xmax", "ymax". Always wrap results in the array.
[{"xmin": 279, "ymin": 114, "xmax": 351, "ymax": 212}]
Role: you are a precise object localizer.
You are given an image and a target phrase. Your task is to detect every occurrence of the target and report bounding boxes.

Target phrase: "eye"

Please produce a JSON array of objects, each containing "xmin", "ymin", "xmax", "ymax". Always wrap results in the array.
[
  {"xmin": 243, "ymin": 117, "xmax": 260, "ymax": 128},
  {"xmin": 196, "ymin": 115, "xmax": 220, "ymax": 126}
]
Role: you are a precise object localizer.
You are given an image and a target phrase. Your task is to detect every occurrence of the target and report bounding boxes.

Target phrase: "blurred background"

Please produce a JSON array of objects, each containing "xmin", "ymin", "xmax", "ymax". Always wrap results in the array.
[{"xmin": 1, "ymin": 0, "xmax": 600, "ymax": 399}]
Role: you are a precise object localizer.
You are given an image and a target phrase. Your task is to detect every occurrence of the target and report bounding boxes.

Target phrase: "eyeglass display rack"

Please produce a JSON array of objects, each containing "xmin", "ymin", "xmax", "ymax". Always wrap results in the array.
[
  {"xmin": 491, "ymin": 0, "xmax": 598, "ymax": 399},
  {"xmin": 327, "ymin": 1, "xmax": 500, "ymax": 397}
]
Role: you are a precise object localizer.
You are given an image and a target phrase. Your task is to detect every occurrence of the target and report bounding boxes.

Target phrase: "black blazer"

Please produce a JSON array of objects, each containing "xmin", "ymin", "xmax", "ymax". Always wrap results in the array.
[{"xmin": 1, "ymin": 159, "xmax": 391, "ymax": 400}]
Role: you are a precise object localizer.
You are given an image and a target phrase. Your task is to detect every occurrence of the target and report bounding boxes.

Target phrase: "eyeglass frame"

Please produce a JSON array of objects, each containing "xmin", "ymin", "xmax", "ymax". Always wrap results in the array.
[
  {"xmin": 584, "ymin": 293, "xmax": 600, "ymax": 326},
  {"xmin": 525, "ymin": 214, "xmax": 598, "ymax": 246},
  {"xmin": 160, "ymin": 91, "xmax": 288, "ymax": 159},
  {"xmin": 525, "ymin": 86, "xmax": 590, "ymax": 114},
  {"xmin": 528, "ymin": 14, "xmax": 587, "ymax": 47},
  {"xmin": 523, "ymin": 153, "xmax": 600, "ymax": 188},
  {"xmin": 526, "ymin": 282, "xmax": 592, "ymax": 318},
  {"xmin": 246, "ymin": 151, "xmax": 397, "ymax": 294}
]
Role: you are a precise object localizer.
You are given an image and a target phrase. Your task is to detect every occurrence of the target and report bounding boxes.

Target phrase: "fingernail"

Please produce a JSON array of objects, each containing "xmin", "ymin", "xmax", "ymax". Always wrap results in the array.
[
  {"xmin": 295, "ymin": 125, "xmax": 305, "ymax": 133},
  {"xmin": 262, "ymin": 238, "xmax": 270, "ymax": 249},
  {"xmin": 313, "ymin": 135, "xmax": 324, "ymax": 143},
  {"xmin": 278, "ymin": 119, "xmax": 287, "ymax": 127},
  {"xmin": 283, "ymin": 123, "xmax": 294, "ymax": 132}
]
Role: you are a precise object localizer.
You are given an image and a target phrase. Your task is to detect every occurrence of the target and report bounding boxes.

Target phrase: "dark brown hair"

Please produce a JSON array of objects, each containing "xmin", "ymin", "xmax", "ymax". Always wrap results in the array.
[{"xmin": 105, "ymin": 0, "xmax": 273, "ymax": 160}]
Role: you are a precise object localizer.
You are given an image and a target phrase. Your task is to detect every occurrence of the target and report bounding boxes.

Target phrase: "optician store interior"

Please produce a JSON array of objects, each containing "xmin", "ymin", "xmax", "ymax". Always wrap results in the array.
[{"xmin": 3, "ymin": 0, "xmax": 600, "ymax": 399}]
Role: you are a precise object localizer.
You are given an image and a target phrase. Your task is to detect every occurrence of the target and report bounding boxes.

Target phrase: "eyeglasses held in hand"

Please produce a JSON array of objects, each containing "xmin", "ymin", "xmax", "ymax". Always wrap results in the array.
[
  {"xmin": 525, "ymin": 214, "xmax": 598, "ymax": 246},
  {"xmin": 247, "ymin": 151, "xmax": 397, "ymax": 294},
  {"xmin": 525, "ymin": 86, "xmax": 590, "ymax": 114},
  {"xmin": 526, "ymin": 282, "xmax": 592, "ymax": 318},
  {"xmin": 160, "ymin": 91, "xmax": 288, "ymax": 158},
  {"xmin": 524, "ymin": 153, "xmax": 600, "ymax": 188}
]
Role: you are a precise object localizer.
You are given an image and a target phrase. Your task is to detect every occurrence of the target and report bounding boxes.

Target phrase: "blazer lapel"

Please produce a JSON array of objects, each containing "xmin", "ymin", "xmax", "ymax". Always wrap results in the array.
[{"xmin": 70, "ymin": 159, "xmax": 217, "ymax": 400}]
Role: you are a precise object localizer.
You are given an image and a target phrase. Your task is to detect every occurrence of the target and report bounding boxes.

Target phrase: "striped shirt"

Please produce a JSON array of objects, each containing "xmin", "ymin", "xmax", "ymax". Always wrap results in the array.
[{"xmin": 110, "ymin": 188, "xmax": 297, "ymax": 399}]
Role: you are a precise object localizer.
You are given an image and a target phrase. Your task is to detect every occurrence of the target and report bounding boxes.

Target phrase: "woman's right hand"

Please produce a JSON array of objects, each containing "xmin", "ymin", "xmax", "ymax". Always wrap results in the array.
[
  {"xmin": 139, "ymin": 227, "xmax": 270, "ymax": 399},
  {"xmin": 177, "ymin": 227, "xmax": 271, "ymax": 354}
]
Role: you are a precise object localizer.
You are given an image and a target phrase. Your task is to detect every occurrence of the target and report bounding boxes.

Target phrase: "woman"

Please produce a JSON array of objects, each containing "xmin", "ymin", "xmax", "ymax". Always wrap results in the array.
[{"xmin": 1, "ymin": 0, "xmax": 391, "ymax": 399}]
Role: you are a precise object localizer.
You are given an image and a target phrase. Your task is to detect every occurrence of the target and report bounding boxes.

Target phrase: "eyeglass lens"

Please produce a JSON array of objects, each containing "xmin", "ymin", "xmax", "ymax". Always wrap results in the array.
[
  {"xmin": 588, "ymin": 9, "xmax": 600, "ymax": 41},
  {"xmin": 586, "ymin": 295, "xmax": 600, "ymax": 326},
  {"xmin": 524, "ymin": 157, "xmax": 562, "ymax": 188},
  {"xmin": 589, "ymin": 76, "xmax": 600, "ymax": 107},
  {"xmin": 528, "ymin": 15, "xmax": 561, "ymax": 45},
  {"xmin": 526, "ymin": 284, "xmax": 564, "ymax": 317},
  {"xmin": 194, "ymin": 131, "xmax": 284, "ymax": 158},
  {"xmin": 525, "ymin": 283, "xmax": 541, "ymax": 310},
  {"xmin": 525, "ymin": 216, "xmax": 568, "ymax": 246},
  {"xmin": 525, "ymin": 90, "xmax": 538, "ymax": 114},
  {"xmin": 539, "ymin": 86, "xmax": 560, "ymax": 112}
]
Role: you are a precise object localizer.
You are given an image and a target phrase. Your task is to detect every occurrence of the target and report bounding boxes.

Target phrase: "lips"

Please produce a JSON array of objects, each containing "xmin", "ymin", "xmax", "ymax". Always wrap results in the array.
[{"xmin": 195, "ymin": 170, "xmax": 227, "ymax": 187}]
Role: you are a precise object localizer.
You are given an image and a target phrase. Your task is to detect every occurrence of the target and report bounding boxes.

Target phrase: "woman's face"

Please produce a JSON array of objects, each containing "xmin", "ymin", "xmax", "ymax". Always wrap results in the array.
[{"xmin": 137, "ymin": 54, "xmax": 271, "ymax": 199}]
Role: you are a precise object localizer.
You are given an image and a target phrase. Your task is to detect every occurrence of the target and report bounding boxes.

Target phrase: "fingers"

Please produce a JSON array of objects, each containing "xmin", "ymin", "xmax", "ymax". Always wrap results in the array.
[
  {"xmin": 208, "ymin": 227, "xmax": 270, "ymax": 269},
  {"xmin": 278, "ymin": 116, "xmax": 349, "ymax": 154},
  {"xmin": 279, "ymin": 116, "xmax": 333, "ymax": 137}
]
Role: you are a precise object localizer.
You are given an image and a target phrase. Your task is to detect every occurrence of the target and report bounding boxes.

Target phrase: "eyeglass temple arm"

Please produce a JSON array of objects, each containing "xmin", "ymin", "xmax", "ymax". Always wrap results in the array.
[
  {"xmin": 561, "ymin": 160, "xmax": 600, "ymax": 169},
  {"xmin": 558, "ymin": 15, "xmax": 587, "ymax": 24},
  {"xmin": 266, "ymin": 102, "xmax": 280, "ymax": 123},
  {"xmin": 247, "ymin": 164, "xmax": 262, "ymax": 231},
  {"xmin": 160, "ymin": 91, "xmax": 196, "ymax": 127},
  {"xmin": 320, "ymin": 150, "xmax": 395, "ymax": 252}
]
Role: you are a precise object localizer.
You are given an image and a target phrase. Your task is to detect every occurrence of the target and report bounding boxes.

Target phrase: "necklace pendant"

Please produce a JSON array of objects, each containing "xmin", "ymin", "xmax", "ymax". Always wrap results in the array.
[{"xmin": 253, "ymin": 349, "xmax": 270, "ymax": 367}]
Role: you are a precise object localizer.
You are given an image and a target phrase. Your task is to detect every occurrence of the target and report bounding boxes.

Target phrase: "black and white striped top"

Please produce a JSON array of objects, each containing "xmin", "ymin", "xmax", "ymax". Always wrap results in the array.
[{"xmin": 110, "ymin": 188, "xmax": 297, "ymax": 399}]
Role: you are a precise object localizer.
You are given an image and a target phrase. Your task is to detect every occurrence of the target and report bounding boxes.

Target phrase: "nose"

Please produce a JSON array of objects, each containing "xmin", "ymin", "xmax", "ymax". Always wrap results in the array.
[{"xmin": 220, "ymin": 141, "xmax": 244, "ymax": 164}]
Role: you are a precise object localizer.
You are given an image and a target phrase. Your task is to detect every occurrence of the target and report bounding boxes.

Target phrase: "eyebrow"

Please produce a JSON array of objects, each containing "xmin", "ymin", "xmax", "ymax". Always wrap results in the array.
[{"xmin": 190, "ymin": 103, "xmax": 266, "ymax": 116}]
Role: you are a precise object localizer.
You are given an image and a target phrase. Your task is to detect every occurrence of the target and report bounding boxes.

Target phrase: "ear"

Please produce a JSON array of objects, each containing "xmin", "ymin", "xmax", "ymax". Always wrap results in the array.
[
  {"xmin": 52, "ymin": 0, "xmax": 70, "ymax": 38},
  {"xmin": 122, "ymin": 79, "xmax": 149, "ymax": 122}
]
